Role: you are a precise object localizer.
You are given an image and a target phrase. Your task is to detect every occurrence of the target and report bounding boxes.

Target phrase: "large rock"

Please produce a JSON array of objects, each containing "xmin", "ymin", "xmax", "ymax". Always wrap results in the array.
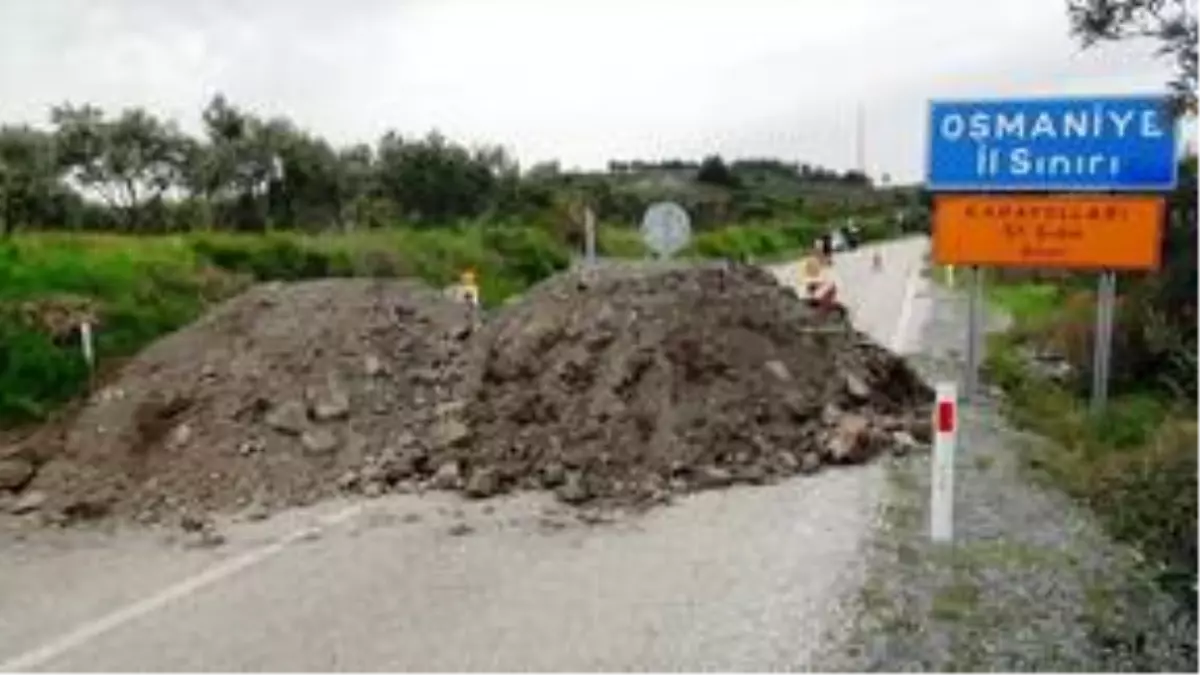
[
  {"xmin": 429, "ymin": 461, "xmax": 462, "ymax": 490},
  {"xmin": 301, "ymin": 429, "xmax": 340, "ymax": 455},
  {"xmin": 9, "ymin": 490, "xmax": 47, "ymax": 515},
  {"xmin": 0, "ymin": 458, "xmax": 35, "ymax": 491},
  {"xmin": 464, "ymin": 467, "xmax": 501, "ymax": 499},
  {"xmin": 825, "ymin": 413, "xmax": 872, "ymax": 463},
  {"xmin": 266, "ymin": 400, "xmax": 309, "ymax": 435},
  {"xmin": 843, "ymin": 372, "xmax": 871, "ymax": 401},
  {"xmin": 310, "ymin": 384, "xmax": 351, "ymax": 422},
  {"xmin": 433, "ymin": 419, "xmax": 471, "ymax": 449}
]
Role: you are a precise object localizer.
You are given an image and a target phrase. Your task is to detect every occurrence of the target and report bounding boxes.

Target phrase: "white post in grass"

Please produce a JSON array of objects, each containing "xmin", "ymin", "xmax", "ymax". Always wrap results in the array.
[{"xmin": 930, "ymin": 381, "xmax": 958, "ymax": 543}]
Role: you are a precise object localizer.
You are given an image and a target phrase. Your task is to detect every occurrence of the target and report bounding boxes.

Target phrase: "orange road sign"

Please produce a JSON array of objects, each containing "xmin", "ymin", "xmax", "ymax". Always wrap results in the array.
[{"xmin": 933, "ymin": 195, "xmax": 1164, "ymax": 271}]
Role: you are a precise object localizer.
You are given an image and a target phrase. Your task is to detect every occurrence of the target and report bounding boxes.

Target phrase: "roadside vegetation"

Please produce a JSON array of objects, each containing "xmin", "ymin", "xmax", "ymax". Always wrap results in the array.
[
  {"xmin": 0, "ymin": 91, "xmax": 918, "ymax": 428},
  {"xmin": 978, "ymin": 154, "xmax": 1197, "ymax": 613},
  {"xmin": 945, "ymin": 0, "xmax": 1200, "ymax": 616}
]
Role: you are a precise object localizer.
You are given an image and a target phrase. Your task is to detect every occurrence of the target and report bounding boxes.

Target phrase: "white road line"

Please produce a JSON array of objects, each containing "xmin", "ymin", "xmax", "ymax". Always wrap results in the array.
[
  {"xmin": 0, "ymin": 504, "xmax": 366, "ymax": 673},
  {"xmin": 889, "ymin": 254, "xmax": 921, "ymax": 354}
]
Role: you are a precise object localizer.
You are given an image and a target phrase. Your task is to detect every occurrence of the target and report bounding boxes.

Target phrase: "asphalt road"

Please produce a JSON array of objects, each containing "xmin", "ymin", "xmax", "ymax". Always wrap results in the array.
[{"xmin": 0, "ymin": 237, "xmax": 934, "ymax": 672}]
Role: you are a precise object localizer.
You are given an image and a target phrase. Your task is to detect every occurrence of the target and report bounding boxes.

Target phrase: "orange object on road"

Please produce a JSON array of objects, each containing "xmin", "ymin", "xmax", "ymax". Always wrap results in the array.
[{"xmin": 933, "ymin": 195, "xmax": 1164, "ymax": 271}]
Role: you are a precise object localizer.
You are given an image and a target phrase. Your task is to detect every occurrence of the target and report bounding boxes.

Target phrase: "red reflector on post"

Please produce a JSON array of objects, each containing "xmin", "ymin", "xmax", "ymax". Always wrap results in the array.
[{"xmin": 937, "ymin": 401, "xmax": 955, "ymax": 433}]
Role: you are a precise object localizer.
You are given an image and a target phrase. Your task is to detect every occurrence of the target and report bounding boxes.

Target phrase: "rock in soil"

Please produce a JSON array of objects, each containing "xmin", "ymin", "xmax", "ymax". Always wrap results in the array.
[
  {"xmin": 301, "ymin": 429, "xmax": 340, "ymax": 456},
  {"xmin": 464, "ymin": 467, "xmax": 501, "ymax": 499},
  {"xmin": 9, "ymin": 490, "xmax": 47, "ymax": 515},
  {"xmin": 0, "ymin": 458, "xmax": 35, "ymax": 491},
  {"xmin": 265, "ymin": 400, "xmax": 308, "ymax": 435},
  {"xmin": 825, "ymin": 414, "xmax": 872, "ymax": 464},
  {"xmin": 429, "ymin": 461, "xmax": 462, "ymax": 490}
]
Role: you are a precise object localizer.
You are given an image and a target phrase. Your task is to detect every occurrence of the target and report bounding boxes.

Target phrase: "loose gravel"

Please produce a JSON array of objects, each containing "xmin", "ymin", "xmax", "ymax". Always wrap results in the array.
[{"xmin": 815, "ymin": 282, "xmax": 1198, "ymax": 672}]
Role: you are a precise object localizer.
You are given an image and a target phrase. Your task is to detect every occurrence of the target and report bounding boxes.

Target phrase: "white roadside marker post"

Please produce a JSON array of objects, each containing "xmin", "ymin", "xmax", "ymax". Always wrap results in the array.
[
  {"xmin": 79, "ymin": 320, "xmax": 95, "ymax": 372},
  {"xmin": 930, "ymin": 381, "xmax": 957, "ymax": 543}
]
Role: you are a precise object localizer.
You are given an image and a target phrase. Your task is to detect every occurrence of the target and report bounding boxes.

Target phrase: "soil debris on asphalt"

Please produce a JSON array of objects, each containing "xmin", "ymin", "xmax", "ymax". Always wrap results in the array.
[
  {"xmin": 14, "ymin": 279, "xmax": 475, "ymax": 524},
  {"xmin": 2, "ymin": 262, "xmax": 933, "ymax": 525},
  {"xmin": 443, "ymin": 261, "xmax": 932, "ymax": 507}
]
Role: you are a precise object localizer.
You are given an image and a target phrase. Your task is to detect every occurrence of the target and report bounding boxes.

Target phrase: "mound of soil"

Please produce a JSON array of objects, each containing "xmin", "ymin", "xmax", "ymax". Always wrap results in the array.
[
  {"xmin": 433, "ymin": 261, "xmax": 933, "ymax": 507},
  {"xmin": 5, "ymin": 261, "xmax": 934, "ymax": 525},
  {"xmin": 22, "ymin": 279, "xmax": 476, "ymax": 523}
]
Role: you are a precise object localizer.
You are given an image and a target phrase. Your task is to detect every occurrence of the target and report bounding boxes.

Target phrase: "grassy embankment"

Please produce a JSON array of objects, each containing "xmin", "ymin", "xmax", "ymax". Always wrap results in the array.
[
  {"xmin": 973, "ymin": 272, "xmax": 1197, "ymax": 608},
  {"xmin": 0, "ymin": 216, "xmax": 894, "ymax": 429}
]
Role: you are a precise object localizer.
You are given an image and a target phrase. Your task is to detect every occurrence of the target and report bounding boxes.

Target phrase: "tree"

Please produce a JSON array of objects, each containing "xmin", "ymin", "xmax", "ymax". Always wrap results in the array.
[
  {"xmin": 51, "ymin": 104, "xmax": 186, "ymax": 230},
  {"xmin": 0, "ymin": 126, "xmax": 63, "ymax": 236},
  {"xmin": 197, "ymin": 95, "xmax": 287, "ymax": 231},
  {"xmin": 375, "ymin": 130, "xmax": 498, "ymax": 223},
  {"xmin": 696, "ymin": 154, "xmax": 738, "ymax": 187},
  {"xmin": 1067, "ymin": 0, "xmax": 1197, "ymax": 112}
]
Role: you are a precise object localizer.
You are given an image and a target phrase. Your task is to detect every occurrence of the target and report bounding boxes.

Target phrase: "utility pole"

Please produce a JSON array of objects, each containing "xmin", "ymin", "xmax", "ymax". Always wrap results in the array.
[{"xmin": 855, "ymin": 102, "xmax": 866, "ymax": 175}]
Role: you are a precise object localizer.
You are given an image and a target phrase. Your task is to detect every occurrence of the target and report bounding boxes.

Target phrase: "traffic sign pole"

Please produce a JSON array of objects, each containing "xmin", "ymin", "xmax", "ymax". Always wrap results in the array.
[
  {"xmin": 1091, "ymin": 271, "xmax": 1117, "ymax": 414},
  {"xmin": 584, "ymin": 208, "xmax": 597, "ymax": 265},
  {"xmin": 963, "ymin": 266, "xmax": 983, "ymax": 403}
]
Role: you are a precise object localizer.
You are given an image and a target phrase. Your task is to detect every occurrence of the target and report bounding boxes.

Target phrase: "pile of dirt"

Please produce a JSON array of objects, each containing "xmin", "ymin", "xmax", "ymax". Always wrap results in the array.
[
  {"xmin": 12, "ymin": 279, "xmax": 477, "ymax": 523},
  {"xmin": 432, "ymin": 261, "xmax": 933, "ymax": 507},
  {"xmin": 2, "ymin": 261, "xmax": 934, "ymax": 525}
]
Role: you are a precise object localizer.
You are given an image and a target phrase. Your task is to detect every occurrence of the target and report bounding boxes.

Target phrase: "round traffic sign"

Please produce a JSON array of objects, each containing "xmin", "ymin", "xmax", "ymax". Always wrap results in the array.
[{"xmin": 640, "ymin": 202, "xmax": 692, "ymax": 258}]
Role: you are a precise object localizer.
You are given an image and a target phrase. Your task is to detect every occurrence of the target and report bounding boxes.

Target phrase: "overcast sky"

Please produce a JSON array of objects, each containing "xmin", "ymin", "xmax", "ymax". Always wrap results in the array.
[{"xmin": 0, "ymin": 0, "xmax": 1179, "ymax": 182}]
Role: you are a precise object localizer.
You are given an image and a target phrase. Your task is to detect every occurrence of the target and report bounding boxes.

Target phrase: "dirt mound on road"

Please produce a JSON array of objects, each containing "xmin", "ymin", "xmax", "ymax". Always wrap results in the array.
[
  {"xmin": 22, "ymin": 279, "xmax": 476, "ymax": 523},
  {"xmin": 433, "ymin": 261, "xmax": 933, "ymax": 507},
  {"xmin": 7, "ymin": 262, "xmax": 933, "ymax": 525}
]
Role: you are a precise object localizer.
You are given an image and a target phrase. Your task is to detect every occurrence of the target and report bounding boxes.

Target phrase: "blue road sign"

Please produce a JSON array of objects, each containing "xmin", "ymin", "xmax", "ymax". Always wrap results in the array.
[{"xmin": 926, "ymin": 95, "xmax": 1179, "ymax": 192}]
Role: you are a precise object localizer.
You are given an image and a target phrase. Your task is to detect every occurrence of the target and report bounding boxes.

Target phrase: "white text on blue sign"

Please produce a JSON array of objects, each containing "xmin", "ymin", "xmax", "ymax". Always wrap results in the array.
[{"xmin": 926, "ymin": 96, "xmax": 1178, "ymax": 192}]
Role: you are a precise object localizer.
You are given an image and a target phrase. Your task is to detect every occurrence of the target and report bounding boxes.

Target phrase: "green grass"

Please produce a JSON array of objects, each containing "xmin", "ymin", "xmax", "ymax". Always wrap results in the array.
[
  {"xmin": 0, "ymin": 226, "xmax": 572, "ymax": 426},
  {"xmin": 983, "ymin": 305, "xmax": 1197, "ymax": 611},
  {"xmin": 987, "ymin": 282, "xmax": 1061, "ymax": 331}
]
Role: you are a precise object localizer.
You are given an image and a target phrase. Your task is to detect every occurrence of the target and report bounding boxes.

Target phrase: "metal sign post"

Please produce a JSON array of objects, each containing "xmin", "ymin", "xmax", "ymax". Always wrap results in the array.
[
  {"xmin": 963, "ymin": 266, "xmax": 983, "ymax": 403},
  {"xmin": 1091, "ymin": 271, "xmax": 1117, "ymax": 414},
  {"xmin": 584, "ymin": 207, "xmax": 597, "ymax": 265}
]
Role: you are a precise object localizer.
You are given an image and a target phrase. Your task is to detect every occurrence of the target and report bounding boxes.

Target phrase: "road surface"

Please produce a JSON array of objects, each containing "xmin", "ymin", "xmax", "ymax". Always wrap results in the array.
[{"xmin": 0, "ymin": 237, "xmax": 934, "ymax": 672}]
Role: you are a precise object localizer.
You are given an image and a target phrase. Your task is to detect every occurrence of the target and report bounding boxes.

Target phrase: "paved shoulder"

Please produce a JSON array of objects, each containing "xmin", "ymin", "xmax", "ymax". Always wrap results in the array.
[{"xmin": 819, "ymin": 279, "xmax": 1198, "ymax": 672}]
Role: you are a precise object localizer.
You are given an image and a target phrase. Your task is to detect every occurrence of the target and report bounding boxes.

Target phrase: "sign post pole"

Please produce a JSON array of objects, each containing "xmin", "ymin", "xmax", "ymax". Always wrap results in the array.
[
  {"xmin": 1091, "ymin": 271, "xmax": 1117, "ymax": 414},
  {"xmin": 963, "ymin": 266, "xmax": 983, "ymax": 403},
  {"xmin": 584, "ymin": 207, "xmax": 597, "ymax": 265}
]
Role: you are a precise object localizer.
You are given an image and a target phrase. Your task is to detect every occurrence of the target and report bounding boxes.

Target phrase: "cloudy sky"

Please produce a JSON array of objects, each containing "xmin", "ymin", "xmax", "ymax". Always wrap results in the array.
[{"xmin": 0, "ymin": 0, "xmax": 1178, "ymax": 182}]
